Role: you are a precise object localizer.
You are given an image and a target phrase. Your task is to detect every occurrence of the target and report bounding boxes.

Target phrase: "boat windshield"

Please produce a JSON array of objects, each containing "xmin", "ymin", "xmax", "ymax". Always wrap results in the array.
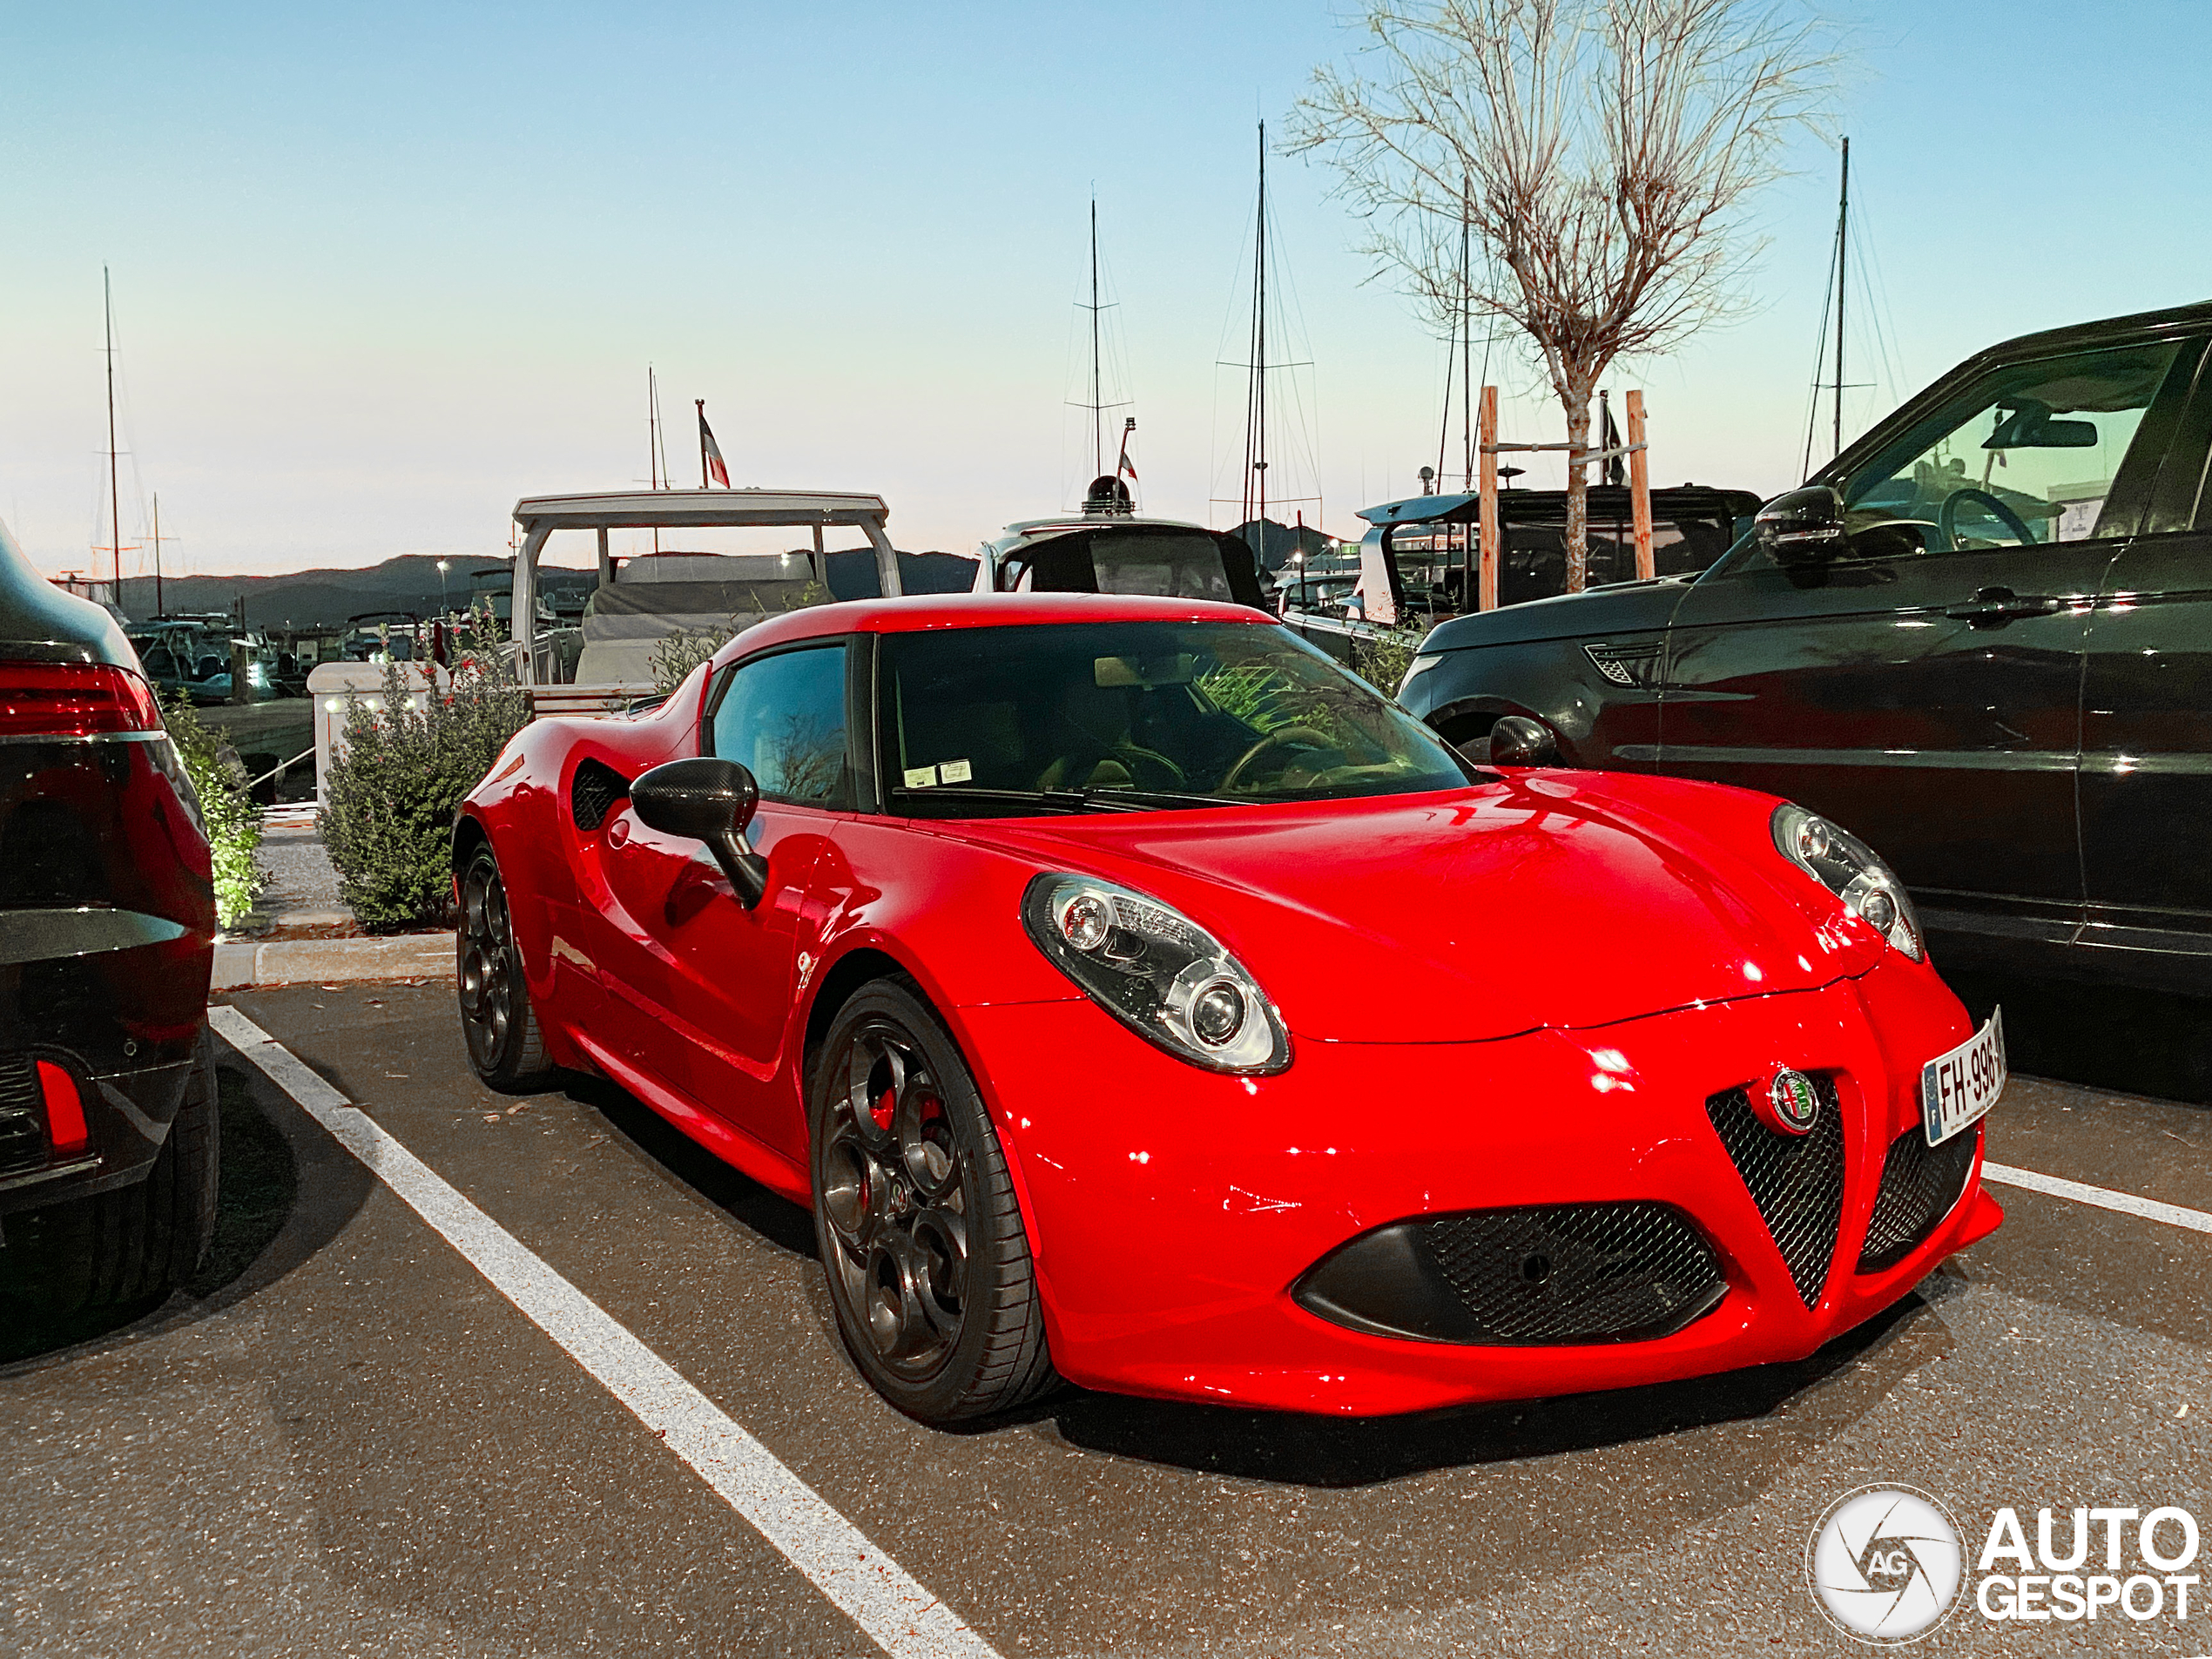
[{"xmin": 880, "ymin": 620, "xmax": 1473, "ymax": 813}]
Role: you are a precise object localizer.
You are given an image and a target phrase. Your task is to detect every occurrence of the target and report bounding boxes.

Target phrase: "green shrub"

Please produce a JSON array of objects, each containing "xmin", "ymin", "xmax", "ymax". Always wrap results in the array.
[
  {"xmin": 1347, "ymin": 626, "xmax": 1428, "ymax": 700},
  {"xmin": 650, "ymin": 617, "xmax": 746, "ymax": 697},
  {"xmin": 646, "ymin": 580, "xmax": 835, "ymax": 696},
  {"xmin": 161, "ymin": 693, "xmax": 265, "ymax": 929},
  {"xmin": 320, "ymin": 610, "xmax": 529, "ymax": 932}
]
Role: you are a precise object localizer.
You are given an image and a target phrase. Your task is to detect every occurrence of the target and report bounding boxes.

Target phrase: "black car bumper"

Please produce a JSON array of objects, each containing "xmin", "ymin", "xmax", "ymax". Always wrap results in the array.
[{"xmin": 0, "ymin": 907, "xmax": 212, "ymax": 1218}]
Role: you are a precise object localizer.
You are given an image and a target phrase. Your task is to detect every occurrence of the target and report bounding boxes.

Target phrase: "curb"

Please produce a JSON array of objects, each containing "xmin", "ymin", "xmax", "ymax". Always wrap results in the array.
[{"xmin": 213, "ymin": 932, "xmax": 454, "ymax": 989}]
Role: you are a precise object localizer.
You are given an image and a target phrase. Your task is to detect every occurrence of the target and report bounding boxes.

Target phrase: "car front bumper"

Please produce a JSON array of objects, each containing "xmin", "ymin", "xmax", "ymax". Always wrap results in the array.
[{"xmin": 958, "ymin": 952, "xmax": 2000, "ymax": 1415}]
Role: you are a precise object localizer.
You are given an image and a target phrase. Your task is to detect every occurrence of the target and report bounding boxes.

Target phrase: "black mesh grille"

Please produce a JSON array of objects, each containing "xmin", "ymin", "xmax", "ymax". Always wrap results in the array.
[
  {"xmin": 0, "ymin": 1054, "xmax": 47, "ymax": 1177},
  {"xmin": 1707, "ymin": 1078, "xmax": 1845, "ymax": 1308},
  {"xmin": 1420, "ymin": 1202, "xmax": 1726, "ymax": 1345},
  {"xmin": 570, "ymin": 759, "xmax": 630, "ymax": 833},
  {"xmin": 1858, "ymin": 1123, "xmax": 1979, "ymax": 1273}
]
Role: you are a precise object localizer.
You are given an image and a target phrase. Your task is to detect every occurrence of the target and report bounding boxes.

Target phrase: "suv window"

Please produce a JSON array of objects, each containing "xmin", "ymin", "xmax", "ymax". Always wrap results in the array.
[
  {"xmin": 705, "ymin": 643, "xmax": 851, "ymax": 809},
  {"xmin": 1839, "ymin": 341, "xmax": 2182, "ymax": 552}
]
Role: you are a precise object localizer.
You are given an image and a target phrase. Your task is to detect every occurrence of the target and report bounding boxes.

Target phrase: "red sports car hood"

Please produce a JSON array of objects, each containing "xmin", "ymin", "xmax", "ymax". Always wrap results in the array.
[{"xmin": 968, "ymin": 774, "xmax": 1882, "ymax": 1042}]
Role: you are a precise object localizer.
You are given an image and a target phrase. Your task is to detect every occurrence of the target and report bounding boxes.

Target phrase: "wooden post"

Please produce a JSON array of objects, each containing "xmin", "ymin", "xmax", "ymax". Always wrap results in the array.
[
  {"xmin": 1478, "ymin": 385, "xmax": 1501, "ymax": 611},
  {"xmin": 1627, "ymin": 389, "xmax": 1654, "ymax": 582}
]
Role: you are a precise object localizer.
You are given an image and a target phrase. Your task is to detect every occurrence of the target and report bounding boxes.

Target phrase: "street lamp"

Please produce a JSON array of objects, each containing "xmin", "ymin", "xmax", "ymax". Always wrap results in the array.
[{"xmin": 436, "ymin": 559, "xmax": 451, "ymax": 617}]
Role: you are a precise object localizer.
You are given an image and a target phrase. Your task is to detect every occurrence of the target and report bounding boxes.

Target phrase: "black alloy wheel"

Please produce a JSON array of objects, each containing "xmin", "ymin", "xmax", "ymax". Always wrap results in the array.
[
  {"xmin": 457, "ymin": 844, "xmax": 554, "ymax": 1092},
  {"xmin": 808, "ymin": 980, "xmax": 1056, "ymax": 1424}
]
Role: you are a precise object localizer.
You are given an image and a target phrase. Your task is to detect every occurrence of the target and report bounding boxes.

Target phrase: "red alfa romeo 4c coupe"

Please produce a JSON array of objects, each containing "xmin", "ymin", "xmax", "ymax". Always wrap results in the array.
[{"xmin": 454, "ymin": 593, "xmax": 2002, "ymax": 1424}]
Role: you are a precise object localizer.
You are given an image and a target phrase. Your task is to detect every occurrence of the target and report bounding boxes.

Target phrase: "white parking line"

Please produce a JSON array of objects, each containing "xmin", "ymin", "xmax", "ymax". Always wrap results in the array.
[
  {"xmin": 209, "ymin": 1006, "xmax": 1002, "ymax": 1659},
  {"xmin": 1983, "ymin": 1161, "xmax": 2212, "ymax": 1236}
]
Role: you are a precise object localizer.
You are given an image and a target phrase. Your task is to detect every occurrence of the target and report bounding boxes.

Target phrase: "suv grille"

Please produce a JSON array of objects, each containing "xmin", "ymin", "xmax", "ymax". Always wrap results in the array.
[
  {"xmin": 1858, "ymin": 1124, "xmax": 1980, "ymax": 1273},
  {"xmin": 1707, "ymin": 1079, "xmax": 1845, "ymax": 1307},
  {"xmin": 0, "ymin": 1054, "xmax": 46, "ymax": 1177},
  {"xmin": 1421, "ymin": 1202, "xmax": 1726, "ymax": 1345}
]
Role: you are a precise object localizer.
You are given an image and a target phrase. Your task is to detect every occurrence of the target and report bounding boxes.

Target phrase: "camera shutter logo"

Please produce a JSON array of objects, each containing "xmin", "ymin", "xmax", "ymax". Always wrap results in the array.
[{"xmin": 1807, "ymin": 1487, "xmax": 1965, "ymax": 1643}]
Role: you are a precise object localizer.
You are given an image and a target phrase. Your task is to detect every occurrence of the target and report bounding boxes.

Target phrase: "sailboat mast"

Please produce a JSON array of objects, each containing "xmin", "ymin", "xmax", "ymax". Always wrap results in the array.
[
  {"xmin": 152, "ymin": 493, "xmax": 163, "ymax": 617},
  {"xmin": 105, "ymin": 266, "xmax": 123, "ymax": 617},
  {"xmin": 647, "ymin": 364, "xmax": 664, "ymax": 554},
  {"xmin": 1090, "ymin": 198, "xmax": 1103, "ymax": 479},
  {"xmin": 1832, "ymin": 137, "xmax": 1849, "ymax": 458},
  {"xmin": 1244, "ymin": 121, "xmax": 1270, "ymax": 531},
  {"xmin": 1460, "ymin": 186, "xmax": 1473, "ymax": 491}
]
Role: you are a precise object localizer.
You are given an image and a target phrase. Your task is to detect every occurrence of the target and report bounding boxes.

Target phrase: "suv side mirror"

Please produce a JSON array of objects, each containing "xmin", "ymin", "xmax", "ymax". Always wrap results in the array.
[
  {"xmin": 631, "ymin": 757, "xmax": 769, "ymax": 907},
  {"xmin": 1755, "ymin": 485, "xmax": 1849, "ymax": 567},
  {"xmin": 1489, "ymin": 715, "xmax": 1561, "ymax": 767}
]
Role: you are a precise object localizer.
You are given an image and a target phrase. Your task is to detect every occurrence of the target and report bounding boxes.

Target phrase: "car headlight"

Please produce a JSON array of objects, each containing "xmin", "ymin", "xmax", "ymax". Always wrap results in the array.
[
  {"xmin": 1771, "ymin": 804, "xmax": 1922, "ymax": 961},
  {"xmin": 1021, "ymin": 873, "xmax": 1290, "ymax": 1074}
]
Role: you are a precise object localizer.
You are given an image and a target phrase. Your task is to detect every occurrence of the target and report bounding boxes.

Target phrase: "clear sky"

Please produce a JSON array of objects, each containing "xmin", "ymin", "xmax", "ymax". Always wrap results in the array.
[{"xmin": 3, "ymin": 1, "xmax": 2209, "ymax": 579}]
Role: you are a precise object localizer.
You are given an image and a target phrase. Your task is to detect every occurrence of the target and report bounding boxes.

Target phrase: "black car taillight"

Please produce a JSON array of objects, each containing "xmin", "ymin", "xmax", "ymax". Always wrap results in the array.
[{"xmin": 0, "ymin": 661, "xmax": 163, "ymax": 738}]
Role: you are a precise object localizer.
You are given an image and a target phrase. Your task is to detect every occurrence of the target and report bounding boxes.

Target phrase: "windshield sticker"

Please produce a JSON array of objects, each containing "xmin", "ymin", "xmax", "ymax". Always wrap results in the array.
[
  {"xmin": 941, "ymin": 759, "xmax": 973, "ymax": 784},
  {"xmin": 903, "ymin": 765, "xmax": 939, "ymax": 789}
]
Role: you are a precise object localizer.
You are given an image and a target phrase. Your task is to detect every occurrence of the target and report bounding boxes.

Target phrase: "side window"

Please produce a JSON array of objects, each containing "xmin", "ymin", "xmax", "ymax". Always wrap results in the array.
[
  {"xmin": 705, "ymin": 643, "xmax": 852, "ymax": 809},
  {"xmin": 1837, "ymin": 341, "xmax": 2184, "ymax": 556}
]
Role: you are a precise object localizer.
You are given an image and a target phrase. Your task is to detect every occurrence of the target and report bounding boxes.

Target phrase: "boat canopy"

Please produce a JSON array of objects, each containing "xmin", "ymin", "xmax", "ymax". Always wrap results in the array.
[{"xmin": 505, "ymin": 488, "xmax": 900, "ymax": 684}]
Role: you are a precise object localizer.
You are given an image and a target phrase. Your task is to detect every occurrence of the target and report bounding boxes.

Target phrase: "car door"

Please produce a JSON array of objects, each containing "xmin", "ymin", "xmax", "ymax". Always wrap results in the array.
[
  {"xmin": 595, "ymin": 638, "xmax": 855, "ymax": 1157},
  {"xmin": 2079, "ymin": 333, "xmax": 2212, "ymax": 975},
  {"xmin": 1662, "ymin": 335, "xmax": 2194, "ymax": 952}
]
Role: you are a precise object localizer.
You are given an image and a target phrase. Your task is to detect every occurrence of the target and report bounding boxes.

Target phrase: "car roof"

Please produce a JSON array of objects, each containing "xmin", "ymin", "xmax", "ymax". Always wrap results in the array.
[{"xmin": 708, "ymin": 591, "xmax": 1274, "ymax": 666}]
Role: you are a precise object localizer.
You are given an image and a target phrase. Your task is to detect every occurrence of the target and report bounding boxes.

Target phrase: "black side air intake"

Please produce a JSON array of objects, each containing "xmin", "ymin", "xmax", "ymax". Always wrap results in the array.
[
  {"xmin": 1293, "ymin": 1201, "xmax": 1726, "ymax": 1345},
  {"xmin": 570, "ymin": 759, "xmax": 631, "ymax": 833}
]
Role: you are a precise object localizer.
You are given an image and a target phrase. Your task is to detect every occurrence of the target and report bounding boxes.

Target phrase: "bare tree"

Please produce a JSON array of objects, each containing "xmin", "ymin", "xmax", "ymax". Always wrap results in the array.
[{"xmin": 1291, "ymin": 0, "xmax": 1834, "ymax": 590}]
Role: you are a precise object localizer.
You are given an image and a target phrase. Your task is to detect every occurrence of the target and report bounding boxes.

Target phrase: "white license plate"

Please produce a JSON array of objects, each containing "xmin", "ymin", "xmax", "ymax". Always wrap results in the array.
[{"xmin": 1920, "ymin": 1009, "xmax": 2006, "ymax": 1146}]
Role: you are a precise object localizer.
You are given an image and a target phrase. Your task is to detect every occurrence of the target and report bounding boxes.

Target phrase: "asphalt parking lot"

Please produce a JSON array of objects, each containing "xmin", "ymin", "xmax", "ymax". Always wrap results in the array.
[{"xmin": 4, "ymin": 980, "xmax": 2209, "ymax": 1658}]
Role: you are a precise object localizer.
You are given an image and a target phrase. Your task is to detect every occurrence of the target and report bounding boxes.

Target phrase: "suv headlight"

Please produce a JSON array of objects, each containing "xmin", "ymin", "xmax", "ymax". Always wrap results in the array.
[
  {"xmin": 1021, "ymin": 873, "xmax": 1291, "ymax": 1074},
  {"xmin": 1771, "ymin": 804, "xmax": 1922, "ymax": 961}
]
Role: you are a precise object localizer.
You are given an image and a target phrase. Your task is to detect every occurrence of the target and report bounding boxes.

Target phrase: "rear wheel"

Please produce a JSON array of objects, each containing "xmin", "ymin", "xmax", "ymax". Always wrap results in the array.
[
  {"xmin": 15, "ymin": 1028, "xmax": 219, "ymax": 1314},
  {"xmin": 808, "ymin": 980, "xmax": 1056, "ymax": 1424},
  {"xmin": 457, "ymin": 843, "xmax": 555, "ymax": 1092}
]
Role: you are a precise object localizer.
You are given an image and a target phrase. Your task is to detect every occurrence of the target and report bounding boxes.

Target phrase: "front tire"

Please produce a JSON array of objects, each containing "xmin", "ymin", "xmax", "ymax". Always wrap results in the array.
[
  {"xmin": 457, "ymin": 843, "xmax": 555, "ymax": 1092},
  {"xmin": 808, "ymin": 980, "xmax": 1056, "ymax": 1424}
]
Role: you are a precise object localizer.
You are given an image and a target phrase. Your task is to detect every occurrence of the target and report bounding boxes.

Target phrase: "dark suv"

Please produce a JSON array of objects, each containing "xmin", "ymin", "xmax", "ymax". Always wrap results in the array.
[
  {"xmin": 1, "ymin": 522, "xmax": 218, "ymax": 1312},
  {"xmin": 1399, "ymin": 299, "xmax": 2212, "ymax": 993}
]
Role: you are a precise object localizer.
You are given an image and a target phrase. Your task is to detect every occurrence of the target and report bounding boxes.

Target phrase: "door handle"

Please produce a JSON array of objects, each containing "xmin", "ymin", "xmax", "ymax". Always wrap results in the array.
[{"xmin": 1944, "ymin": 586, "xmax": 2064, "ymax": 626}]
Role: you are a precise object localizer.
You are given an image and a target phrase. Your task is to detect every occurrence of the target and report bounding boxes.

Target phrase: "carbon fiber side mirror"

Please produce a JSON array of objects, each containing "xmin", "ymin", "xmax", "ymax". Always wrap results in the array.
[{"xmin": 631, "ymin": 758, "xmax": 769, "ymax": 907}]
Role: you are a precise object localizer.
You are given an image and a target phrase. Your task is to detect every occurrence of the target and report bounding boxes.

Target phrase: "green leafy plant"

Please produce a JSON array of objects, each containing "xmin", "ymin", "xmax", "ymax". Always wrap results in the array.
[
  {"xmin": 320, "ymin": 607, "xmax": 529, "ymax": 931},
  {"xmin": 160, "ymin": 691, "xmax": 266, "ymax": 929},
  {"xmin": 646, "ymin": 580, "xmax": 835, "ymax": 696},
  {"xmin": 1195, "ymin": 661, "xmax": 1324, "ymax": 735},
  {"xmin": 1347, "ymin": 627, "xmax": 1427, "ymax": 700},
  {"xmin": 650, "ymin": 615, "xmax": 748, "ymax": 697}
]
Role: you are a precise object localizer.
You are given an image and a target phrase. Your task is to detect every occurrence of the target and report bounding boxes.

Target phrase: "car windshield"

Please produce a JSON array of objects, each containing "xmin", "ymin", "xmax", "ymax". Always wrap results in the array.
[{"xmin": 880, "ymin": 620, "xmax": 1473, "ymax": 813}]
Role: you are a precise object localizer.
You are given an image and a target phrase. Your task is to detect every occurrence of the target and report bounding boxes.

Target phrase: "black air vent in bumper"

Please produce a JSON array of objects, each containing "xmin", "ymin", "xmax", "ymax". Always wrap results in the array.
[
  {"xmin": 1293, "ymin": 1201, "xmax": 1727, "ymax": 1346},
  {"xmin": 0, "ymin": 1054, "xmax": 47, "ymax": 1177},
  {"xmin": 570, "ymin": 759, "xmax": 631, "ymax": 833},
  {"xmin": 1706, "ymin": 1079, "xmax": 1845, "ymax": 1308},
  {"xmin": 1858, "ymin": 1124, "xmax": 1980, "ymax": 1273}
]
